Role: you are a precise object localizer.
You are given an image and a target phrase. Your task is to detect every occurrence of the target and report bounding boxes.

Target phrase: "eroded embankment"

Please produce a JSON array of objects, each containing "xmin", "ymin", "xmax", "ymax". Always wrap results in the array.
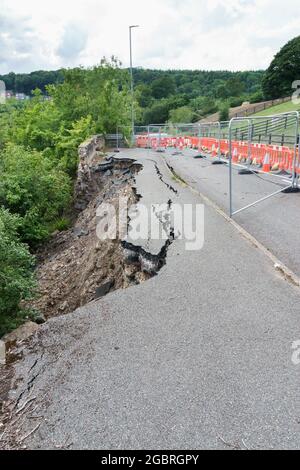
[
  {"xmin": 0, "ymin": 153, "xmax": 176, "ymax": 449},
  {"xmin": 26, "ymin": 155, "xmax": 173, "ymax": 321}
]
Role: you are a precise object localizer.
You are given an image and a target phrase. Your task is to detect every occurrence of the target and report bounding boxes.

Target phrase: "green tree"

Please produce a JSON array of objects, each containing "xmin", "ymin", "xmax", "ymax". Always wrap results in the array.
[
  {"xmin": 136, "ymin": 84, "xmax": 153, "ymax": 107},
  {"xmin": 215, "ymin": 82, "xmax": 229, "ymax": 99},
  {"xmin": 168, "ymin": 106, "xmax": 194, "ymax": 123},
  {"xmin": 226, "ymin": 77, "xmax": 245, "ymax": 97},
  {"xmin": 262, "ymin": 36, "xmax": 300, "ymax": 99},
  {"xmin": 143, "ymin": 101, "xmax": 170, "ymax": 124},
  {"xmin": 151, "ymin": 75, "xmax": 176, "ymax": 99},
  {"xmin": 9, "ymin": 89, "xmax": 62, "ymax": 152},
  {"xmin": 49, "ymin": 58, "xmax": 131, "ymax": 133},
  {"xmin": 54, "ymin": 115, "xmax": 96, "ymax": 175},
  {"xmin": 0, "ymin": 208, "xmax": 36, "ymax": 336},
  {"xmin": 249, "ymin": 90, "xmax": 265, "ymax": 103},
  {"xmin": 219, "ymin": 102, "xmax": 230, "ymax": 122},
  {"xmin": 190, "ymin": 96, "xmax": 218, "ymax": 118}
]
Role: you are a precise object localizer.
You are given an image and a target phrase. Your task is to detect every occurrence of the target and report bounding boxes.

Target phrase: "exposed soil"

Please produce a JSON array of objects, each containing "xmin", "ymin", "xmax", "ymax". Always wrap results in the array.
[
  {"xmin": 26, "ymin": 156, "xmax": 151, "ymax": 320},
  {"xmin": 0, "ymin": 153, "xmax": 176, "ymax": 450}
]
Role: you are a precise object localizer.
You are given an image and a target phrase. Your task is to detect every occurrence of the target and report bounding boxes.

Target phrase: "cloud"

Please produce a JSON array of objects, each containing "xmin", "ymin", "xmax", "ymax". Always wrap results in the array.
[
  {"xmin": 1, "ymin": 0, "xmax": 300, "ymax": 74},
  {"xmin": 0, "ymin": 11, "xmax": 54, "ymax": 73},
  {"xmin": 0, "ymin": 12, "xmax": 38, "ymax": 72},
  {"xmin": 56, "ymin": 23, "xmax": 88, "ymax": 60}
]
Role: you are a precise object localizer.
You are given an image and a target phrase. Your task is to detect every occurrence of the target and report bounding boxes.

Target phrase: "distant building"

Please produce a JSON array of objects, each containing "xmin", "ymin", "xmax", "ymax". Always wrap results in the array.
[
  {"xmin": 5, "ymin": 90, "xmax": 14, "ymax": 99},
  {"xmin": 15, "ymin": 93, "xmax": 29, "ymax": 100}
]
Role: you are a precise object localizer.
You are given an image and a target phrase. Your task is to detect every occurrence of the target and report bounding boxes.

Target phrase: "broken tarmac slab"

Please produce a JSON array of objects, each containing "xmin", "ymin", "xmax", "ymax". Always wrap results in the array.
[{"xmin": 117, "ymin": 151, "xmax": 178, "ymax": 258}]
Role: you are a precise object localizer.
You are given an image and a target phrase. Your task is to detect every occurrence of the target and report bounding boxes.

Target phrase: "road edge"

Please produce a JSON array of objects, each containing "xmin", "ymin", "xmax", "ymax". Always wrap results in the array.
[{"xmin": 162, "ymin": 157, "xmax": 300, "ymax": 289}]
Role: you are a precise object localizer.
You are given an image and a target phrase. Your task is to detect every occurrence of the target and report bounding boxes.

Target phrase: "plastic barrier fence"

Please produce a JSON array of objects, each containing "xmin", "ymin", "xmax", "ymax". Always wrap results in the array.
[{"xmin": 136, "ymin": 135, "xmax": 299, "ymax": 174}]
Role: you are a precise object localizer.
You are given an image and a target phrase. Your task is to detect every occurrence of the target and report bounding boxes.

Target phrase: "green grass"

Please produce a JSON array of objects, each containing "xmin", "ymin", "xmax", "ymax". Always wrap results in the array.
[
  {"xmin": 216, "ymin": 101, "xmax": 300, "ymax": 146},
  {"xmin": 252, "ymin": 100, "xmax": 300, "ymax": 117}
]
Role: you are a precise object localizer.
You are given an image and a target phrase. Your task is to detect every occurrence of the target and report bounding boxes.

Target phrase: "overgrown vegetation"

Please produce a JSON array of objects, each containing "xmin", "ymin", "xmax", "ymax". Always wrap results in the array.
[
  {"xmin": 0, "ymin": 208, "xmax": 36, "ymax": 337},
  {"xmin": 0, "ymin": 58, "xmax": 131, "ymax": 335}
]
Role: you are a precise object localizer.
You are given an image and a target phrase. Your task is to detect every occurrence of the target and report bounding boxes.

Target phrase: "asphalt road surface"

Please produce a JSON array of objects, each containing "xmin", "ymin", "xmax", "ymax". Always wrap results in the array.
[
  {"xmin": 5, "ymin": 149, "xmax": 300, "ymax": 450},
  {"xmin": 162, "ymin": 147, "xmax": 300, "ymax": 277}
]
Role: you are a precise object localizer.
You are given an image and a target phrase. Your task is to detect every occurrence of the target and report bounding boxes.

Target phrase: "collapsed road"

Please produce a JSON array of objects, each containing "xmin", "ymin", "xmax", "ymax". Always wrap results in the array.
[{"xmin": 0, "ymin": 148, "xmax": 300, "ymax": 450}]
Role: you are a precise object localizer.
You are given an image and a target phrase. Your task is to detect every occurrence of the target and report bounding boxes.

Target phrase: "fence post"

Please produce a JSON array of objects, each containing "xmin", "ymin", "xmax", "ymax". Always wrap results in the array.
[
  {"xmin": 229, "ymin": 119, "xmax": 233, "ymax": 217},
  {"xmin": 147, "ymin": 125, "xmax": 150, "ymax": 149},
  {"xmin": 291, "ymin": 116, "xmax": 300, "ymax": 189}
]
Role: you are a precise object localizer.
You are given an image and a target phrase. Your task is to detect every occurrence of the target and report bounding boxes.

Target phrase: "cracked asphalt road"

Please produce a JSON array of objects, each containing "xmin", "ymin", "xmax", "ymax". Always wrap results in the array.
[{"xmin": 4, "ymin": 149, "xmax": 300, "ymax": 450}]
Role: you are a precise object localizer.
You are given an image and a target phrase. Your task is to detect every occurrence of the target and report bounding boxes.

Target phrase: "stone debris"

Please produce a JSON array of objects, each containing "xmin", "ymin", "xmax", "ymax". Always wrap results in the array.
[{"xmin": 1, "ymin": 322, "xmax": 39, "ymax": 356}]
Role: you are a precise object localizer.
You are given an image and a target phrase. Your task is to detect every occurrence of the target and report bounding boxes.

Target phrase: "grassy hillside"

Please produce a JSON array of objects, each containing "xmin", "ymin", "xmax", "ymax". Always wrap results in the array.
[{"xmin": 253, "ymin": 100, "xmax": 300, "ymax": 117}]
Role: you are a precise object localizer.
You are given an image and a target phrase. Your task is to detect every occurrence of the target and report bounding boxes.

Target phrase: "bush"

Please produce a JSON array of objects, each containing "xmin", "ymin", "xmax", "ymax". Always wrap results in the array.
[
  {"xmin": 168, "ymin": 106, "xmax": 194, "ymax": 124},
  {"xmin": 219, "ymin": 102, "xmax": 230, "ymax": 122},
  {"xmin": 249, "ymin": 90, "xmax": 265, "ymax": 104},
  {"xmin": 0, "ymin": 144, "xmax": 72, "ymax": 246},
  {"xmin": 143, "ymin": 101, "xmax": 170, "ymax": 124},
  {"xmin": 228, "ymin": 96, "xmax": 245, "ymax": 107},
  {"xmin": 190, "ymin": 96, "xmax": 218, "ymax": 118},
  {"xmin": 0, "ymin": 208, "xmax": 36, "ymax": 337}
]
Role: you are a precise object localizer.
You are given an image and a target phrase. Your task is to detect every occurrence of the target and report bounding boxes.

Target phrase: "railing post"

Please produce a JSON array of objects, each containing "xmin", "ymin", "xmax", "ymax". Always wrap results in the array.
[{"xmin": 292, "ymin": 114, "xmax": 300, "ymax": 188}]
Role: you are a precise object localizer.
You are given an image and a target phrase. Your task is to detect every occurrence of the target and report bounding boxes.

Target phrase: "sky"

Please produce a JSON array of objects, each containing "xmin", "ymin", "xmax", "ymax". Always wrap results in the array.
[{"xmin": 0, "ymin": 0, "xmax": 300, "ymax": 74}]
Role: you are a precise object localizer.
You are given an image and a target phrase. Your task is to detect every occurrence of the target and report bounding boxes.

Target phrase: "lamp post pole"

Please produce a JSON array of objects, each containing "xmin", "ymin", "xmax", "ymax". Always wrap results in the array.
[{"xmin": 129, "ymin": 25, "xmax": 139, "ymax": 145}]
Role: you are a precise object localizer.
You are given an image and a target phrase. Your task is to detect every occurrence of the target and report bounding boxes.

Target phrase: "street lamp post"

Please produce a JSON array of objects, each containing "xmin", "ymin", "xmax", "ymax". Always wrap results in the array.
[{"xmin": 129, "ymin": 25, "xmax": 139, "ymax": 144}]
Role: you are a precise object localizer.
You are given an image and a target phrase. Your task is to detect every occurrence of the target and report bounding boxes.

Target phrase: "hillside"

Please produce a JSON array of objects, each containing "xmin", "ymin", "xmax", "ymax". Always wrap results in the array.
[
  {"xmin": 252, "ymin": 99, "xmax": 300, "ymax": 117},
  {"xmin": 200, "ymin": 97, "xmax": 293, "ymax": 123}
]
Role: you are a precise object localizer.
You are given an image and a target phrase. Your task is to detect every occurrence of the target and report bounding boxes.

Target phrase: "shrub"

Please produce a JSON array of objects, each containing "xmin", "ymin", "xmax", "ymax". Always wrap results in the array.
[
  {"xmin": 0, "ymin": 144, "xmax": 72, "ymax": 246},
  {"xmin": 0, "ymin": 208, "xmax": 36, "ymax": 337},
  {"xmin": 219, "ymin": 102, "xmax": 230, "ymax": 122},
  {"xmin": 228, "ymin": 96, "xmax": 245, "ymax": 108},
  {"xmin": 190, "ymin": 96, "xmax": 218, "ymax": 118},
  {"xmin": 168, "ymin": 106, "xmax": 194, "ymax": 124},
  {"xmin": 249, "ymin": 90, "xmax": 265, "ymax": 104}
]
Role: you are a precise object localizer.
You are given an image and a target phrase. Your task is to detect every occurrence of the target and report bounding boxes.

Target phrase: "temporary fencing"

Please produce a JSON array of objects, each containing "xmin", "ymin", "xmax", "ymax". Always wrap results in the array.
[
  {"xmin": 228, "ymin": 112, "xmax": 300, "ymax": 217},
  {"xmin": 135, "ymin": 119, "xmax": 299, "ymax": 179},
  {"xmin": 110, "ymin": 113, "xmax": 300, "ymax": 218}
]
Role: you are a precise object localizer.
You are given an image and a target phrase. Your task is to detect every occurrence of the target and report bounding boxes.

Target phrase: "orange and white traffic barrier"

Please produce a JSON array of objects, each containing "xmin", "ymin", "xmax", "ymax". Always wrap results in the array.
[
  {"xmin": 262, "ymin": 153, "xmax": 271, "ymax": 172},
  {"xmin": 232, "ymin": 148, "xmax": 238, "ymax": 163}
]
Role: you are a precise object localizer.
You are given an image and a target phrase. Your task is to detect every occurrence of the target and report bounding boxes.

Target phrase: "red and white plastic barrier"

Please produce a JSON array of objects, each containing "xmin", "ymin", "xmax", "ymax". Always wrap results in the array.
[{"xmin": 135, "ymin": 134, "xmax": 298, "ymax": 174}]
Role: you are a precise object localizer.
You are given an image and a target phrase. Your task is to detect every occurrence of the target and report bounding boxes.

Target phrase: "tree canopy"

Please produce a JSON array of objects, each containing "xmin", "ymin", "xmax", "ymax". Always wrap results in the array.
[
  {"xmin": 262, "ymin": 36, "xmax": 300, "ymax": 99},
  {"xmin": 0, "ymin": 59, "xmax": 132, "ymax": 335}
]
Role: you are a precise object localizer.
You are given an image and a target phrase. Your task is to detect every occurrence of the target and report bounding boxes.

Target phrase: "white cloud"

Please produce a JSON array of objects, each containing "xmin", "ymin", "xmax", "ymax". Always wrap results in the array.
[
  {"xmin": 0, "ymin": 0, "xmax": 300, "ymax": 73},
  {"xmin": 56, "ymin": 23, "xmax": 88, "ymax": 61}
]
